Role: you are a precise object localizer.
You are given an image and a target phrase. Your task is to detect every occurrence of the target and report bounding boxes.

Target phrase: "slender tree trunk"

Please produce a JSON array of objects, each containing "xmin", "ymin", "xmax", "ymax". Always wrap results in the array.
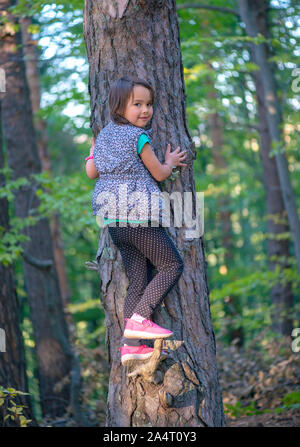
[
  {"xmin": 0, "ymin": 0, "xmax": 72, "ymax": 418},
  {"xmin": 207, "ymin": 78, "xmax": 243, "ymax": 347},
  {"xmin": 0, "ymin": 101, "xmax": 36, "ymax": 426},
  {"xmin": 20, "ymin": 16, "xmax": 71, "ymax": 308},
  {"xmin": 238, "ymin": 0, "xmax": 300, "ymax": 274},
  {"xmin": 84, "ymin": 0, "xmax": 225, "ymax": 427},
  {"xmin": 247, "ymin": 2, "xmax": 294, "ymax": 335}
]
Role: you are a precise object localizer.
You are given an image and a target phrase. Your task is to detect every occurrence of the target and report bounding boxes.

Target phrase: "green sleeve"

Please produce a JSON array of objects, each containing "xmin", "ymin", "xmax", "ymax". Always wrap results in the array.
[{"xmin": 137, "ymin": 133, "xmax": 150, "ymax": 156}]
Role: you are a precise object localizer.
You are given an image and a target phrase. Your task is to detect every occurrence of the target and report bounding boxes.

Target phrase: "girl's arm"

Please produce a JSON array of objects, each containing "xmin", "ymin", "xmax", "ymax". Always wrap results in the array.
[{"xmin": 85, "ymin": 137, "xmax": 99, "ymax": 179}]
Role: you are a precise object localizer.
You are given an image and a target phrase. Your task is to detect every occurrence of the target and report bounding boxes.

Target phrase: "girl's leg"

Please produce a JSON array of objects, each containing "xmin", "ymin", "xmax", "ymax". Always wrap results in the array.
[
  {"xmin": 117, "ymin": 245, "xmax": 154, "ymax": 319},
  {"xmin": 108, "ymin": 227, "xmax": 154, "ymax": 346},
  {"xmin": 128, "ymin": 226, "xmax": 184, "ymax": 319},
  {"xmin": 109, "ymin": 225, "xmax": 184, "ymax": 320}
]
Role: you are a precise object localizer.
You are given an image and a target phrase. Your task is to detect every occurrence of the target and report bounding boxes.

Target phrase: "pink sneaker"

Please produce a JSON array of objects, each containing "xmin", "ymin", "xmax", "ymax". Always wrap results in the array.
[
  {"xmin": 124, "ymin": 317, "xmax": 173, "ymax": 339},
  {"xmin": 119, "ymin": 345, "xmax": 168, "ymax": 365}
]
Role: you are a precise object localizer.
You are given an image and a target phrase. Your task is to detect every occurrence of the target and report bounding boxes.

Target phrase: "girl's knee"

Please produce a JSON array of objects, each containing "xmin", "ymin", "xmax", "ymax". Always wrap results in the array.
[{"xmin": 157, "ymin": 257, "xmax": 184, "ymax": 275}]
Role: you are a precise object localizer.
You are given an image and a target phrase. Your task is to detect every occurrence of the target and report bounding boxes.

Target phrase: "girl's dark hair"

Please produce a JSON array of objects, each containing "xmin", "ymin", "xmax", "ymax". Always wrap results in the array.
[{"xmin": 108, "ymin": 76, "xmax": 155, "ymax": 125}]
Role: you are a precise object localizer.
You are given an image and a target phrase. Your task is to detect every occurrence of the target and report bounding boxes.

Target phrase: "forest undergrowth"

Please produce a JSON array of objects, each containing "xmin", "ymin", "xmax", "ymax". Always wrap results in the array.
[
  {"xmin": 216, "ymin": 330, "xmax": 300, "ymax": 427},
  {"xmin": 39, "ymin": 329, "xmax": 300, "ymax": 427}
]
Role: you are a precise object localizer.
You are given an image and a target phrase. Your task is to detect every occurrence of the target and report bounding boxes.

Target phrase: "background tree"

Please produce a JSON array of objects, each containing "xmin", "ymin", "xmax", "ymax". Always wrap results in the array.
[
  {"xmin": 206, "ymin": 69, "xmax": 244, "ymax": 347},
  {"xmin": 0, "ymin": 103, "xmax": 35, "ymax": 427},
  {"xmin": 238, "ymin": 0, "xmax": 300, "ymax": 273},
  {"xmin": 20, "ymin": 14, "xmax": 71, "ymax": 308},
  {"xmin": 245, "ymin": 0, "xmax": 294, "ymax": 335}
]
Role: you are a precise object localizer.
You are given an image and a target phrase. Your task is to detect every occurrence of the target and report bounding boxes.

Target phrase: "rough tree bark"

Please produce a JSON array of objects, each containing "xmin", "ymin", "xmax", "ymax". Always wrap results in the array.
[
  {"xmin": 84, "ymin": 0, "xmax": 225, "ymax": 427},
  {"xmin": 0, "ymin": 0, "xmax": 72, "ymax": 418},
  {"xmin": 0, "ymin": 102, "xmax": 36, "ymax": 426}
]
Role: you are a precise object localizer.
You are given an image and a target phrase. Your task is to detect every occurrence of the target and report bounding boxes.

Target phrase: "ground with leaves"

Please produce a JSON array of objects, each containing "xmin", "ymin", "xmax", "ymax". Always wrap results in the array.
[
  {"xmin": 36, "ymin": 330, "xmax": 300, "ymax": 427},
  {"xmin": 216, "ymin": 331, "xmax": 300, "ymax": 427}
]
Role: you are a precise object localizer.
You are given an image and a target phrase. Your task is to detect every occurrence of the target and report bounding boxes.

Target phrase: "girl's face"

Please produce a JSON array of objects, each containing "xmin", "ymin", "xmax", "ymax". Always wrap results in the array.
[{"xmin": 122, "ymin": 85, "xmax": 153, "ymax": 127}]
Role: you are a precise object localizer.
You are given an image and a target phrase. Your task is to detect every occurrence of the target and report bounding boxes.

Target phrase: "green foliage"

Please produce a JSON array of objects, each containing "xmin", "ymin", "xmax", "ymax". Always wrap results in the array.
[
  {"xmin": 0, "ymin": 168, "xmax": 31, "ymax": 201},
  {"xmin": 30, "ymin": 171, "xmax": 96, "ymax": 232},
  {"xmin": 281, "ymin": 390, "xmax": 300, "ymax": 410},
  {"xmin": 224, "ymin": 400, "xmax": 266, "ymax": 418},
  {"xmin": 0, "ymin": 169, "xmax": 44, "ymax": 266},
  {"xmin": 0, "ymin": 223, "xmax": 29, "ymax": 266},
  {"xmin": 68, "ymin": 299, "xmax": 104, "ymax": 323},
  {"xmin": 21, "ymin": 317, "xmax": 42, "ymax": 423},
  {"xmin": 181, "ymin": 33, "xmax": 273, "ymax": 48},
  {"xmin": 0, "ymin": 386, "xmax": 32, "ymax": 427},
  {"xmin": 260, "ymin": 390, "xmax": 300, "ymax": 414},
  {"xmin": 10, "ymin": 0, "xmax": 84, "ymax": 18}
]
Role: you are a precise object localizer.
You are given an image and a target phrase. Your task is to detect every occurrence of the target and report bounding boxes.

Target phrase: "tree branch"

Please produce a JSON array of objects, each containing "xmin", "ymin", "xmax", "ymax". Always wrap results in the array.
[
  {"xmin": 85, "ymin": 260, "xmax": 98, "ymax": 271},
  {"xmin": 176, "ymin": 3, "xmax": 240, "ymax": 17},
  {"xmin": 22, "ymin": 251, "xmax": 52, "ymax": 269},
  {"xmin": 126, "ymin": 339, "xmax": 167, "ymax": 382}
]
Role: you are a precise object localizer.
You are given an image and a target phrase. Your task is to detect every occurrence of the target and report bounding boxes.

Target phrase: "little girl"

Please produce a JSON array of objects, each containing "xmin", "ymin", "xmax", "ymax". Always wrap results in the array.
[{"xmin": 85, "ymin": 77, "xmax": 187, "ymax": 365}]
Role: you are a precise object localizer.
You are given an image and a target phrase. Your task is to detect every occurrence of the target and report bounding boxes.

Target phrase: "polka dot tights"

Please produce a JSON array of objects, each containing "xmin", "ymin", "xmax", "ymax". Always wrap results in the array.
[{"xmin": 108, "ymin": 224, "xmax": 184, "ymax": 347}]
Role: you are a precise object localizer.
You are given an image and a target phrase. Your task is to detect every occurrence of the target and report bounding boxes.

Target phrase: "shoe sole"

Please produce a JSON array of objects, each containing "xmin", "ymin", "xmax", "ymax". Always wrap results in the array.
[
  {"xmin": 121, "ymin": 351, "xmax": 153, "ymax": 365},
  {"xmin": 121, "ymin": 351, "xmax": 169, "ymax": 365},
  {"xmin": 124, "ymin": 329, "xmax": 173, "ymax": 339}
]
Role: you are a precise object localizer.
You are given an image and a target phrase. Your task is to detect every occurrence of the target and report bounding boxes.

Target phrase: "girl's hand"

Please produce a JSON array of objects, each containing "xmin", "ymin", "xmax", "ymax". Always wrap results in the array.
[
  {"xmin": 90, "ymin": 137, "xmax": 95, "ymax": 156},
  {"xmin": 165, "ymin": 143, "xmax": 187, "ymax": 167}
]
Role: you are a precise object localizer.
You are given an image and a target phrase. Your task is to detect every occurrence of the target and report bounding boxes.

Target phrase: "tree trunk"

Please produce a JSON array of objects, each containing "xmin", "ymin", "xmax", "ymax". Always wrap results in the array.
[
  {"xmin": 248, "ymin": 2, "xmax": 294, "ymax": 335},
  {"xmin": 207, "ymin": 76, "xmax": 244, "ymax": 347},
  {"xmin": 0, "ymin": 101, "xmax": 36, "ymax": 426},
  {"xmin": 84, "ymin": 0, "xmax": 225, "ymax": 427},
  {"xmin": 20, "ymin": 16, "xmax": 71, "ymax": 308},
  {"xmin": 0, "ymin": 0, "xmax": 72, "ymax": 418},
  {"xmin": 238, "ymin": 0, "xmax": 300, "ymax": 274}
]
